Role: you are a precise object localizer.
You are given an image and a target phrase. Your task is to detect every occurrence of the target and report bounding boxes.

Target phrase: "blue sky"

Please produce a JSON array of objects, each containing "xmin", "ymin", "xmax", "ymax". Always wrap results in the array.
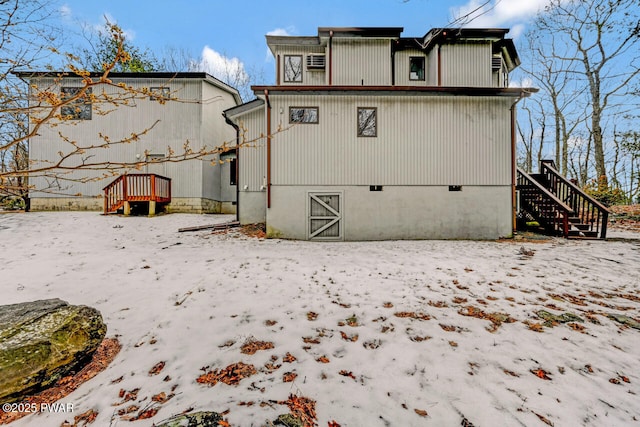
[{"xmin": 56, "ymin": 0, "xmax": 553, "ymax": 84}]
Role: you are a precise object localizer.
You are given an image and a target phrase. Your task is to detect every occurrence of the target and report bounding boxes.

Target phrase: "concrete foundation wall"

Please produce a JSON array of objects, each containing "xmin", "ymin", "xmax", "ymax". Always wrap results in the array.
[
  {"xmin": 30, "ymin": 197, "xmax": 236, "ymax": 214},
  {"xmin": 266, "ymin": 185, "xmax": 513, "ymax": 240},
  {"xmin": 239, "ymin": 191, "xmax": 266, "ymax": 224},
  {"xmin": 30, "ymin": 197, "xmax": 103, "ymax": 212}
]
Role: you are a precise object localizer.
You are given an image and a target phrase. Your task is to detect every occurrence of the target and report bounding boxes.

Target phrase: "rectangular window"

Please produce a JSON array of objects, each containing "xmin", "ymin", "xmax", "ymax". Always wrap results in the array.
[
  {"xmin": 289, "ymin": 107, "xmax": 319, "ymax": 124},
  {"xmin": 357, "ymin": 107, "xmax": 377, "ymax": 137},
  {"xmin": 60, "ymin": 87, "xmax": 92, "ymax": 120},
  {"xmin": 149, "ymin": 87, "xmax": 170, "ymax": 101},
  {"xmin": 409, "ymin": 57, "xmax": 425, "ymax": 81},
  {"xmin": 229, "ymin": 158, "xmax": 237, "ymax": 186},
  {"xmin": 284, "ymin": 55, "xmax": 303, "ymax": 82}
]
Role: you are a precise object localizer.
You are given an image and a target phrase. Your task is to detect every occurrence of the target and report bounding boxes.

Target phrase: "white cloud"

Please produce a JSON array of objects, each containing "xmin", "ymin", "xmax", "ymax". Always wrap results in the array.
[
  {"xmin": 509, "ymin": 76, "xmax": 533, "ymax": 88},
  {"xmin": 265, "ymin": 27, "xmax": 296, "ymax": 61},
  {"xmin": 59, "ymin": 4, "xmax": 72, "ymax": 18},
  {"xmin": 449, "ymin": 0, "xmax": 560, "ymax": 34},
  {"xmin": 267, "ymin": 27, "xmax": 293, "ymax": 37},
  {"xmin": 196, "ymin": 46, "xmax": 248, "ymax": 85}
]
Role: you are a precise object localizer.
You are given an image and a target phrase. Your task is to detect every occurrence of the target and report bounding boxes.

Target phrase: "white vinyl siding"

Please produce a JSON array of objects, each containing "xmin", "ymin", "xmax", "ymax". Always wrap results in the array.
[
  {"xmin": 332, "ymin": 39, "xmax": 391, "ymax": 85},
  {"xmin": 268, "ymin": 94, "xmax": 513, "ymax": 187},
  {"xmin": 440, "ymin": 42, "xmax": 492, "ymax": 87}
]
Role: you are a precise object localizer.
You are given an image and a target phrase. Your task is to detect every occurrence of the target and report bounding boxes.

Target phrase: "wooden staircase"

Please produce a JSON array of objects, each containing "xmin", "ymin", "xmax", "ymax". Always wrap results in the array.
[
  {"xmin": 103, "ymin": 173, "xmax": 171, "ymax": 215},
  {"xmin": 517, "ymin": 160, "xmax": 609, "ymax": 239}
]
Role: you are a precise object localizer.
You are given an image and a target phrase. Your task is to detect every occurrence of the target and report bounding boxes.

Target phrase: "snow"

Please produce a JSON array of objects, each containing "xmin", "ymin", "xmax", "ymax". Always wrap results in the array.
[{"xmin": 1, "ymin": 212, "xmax": 639, "ymax": 427}]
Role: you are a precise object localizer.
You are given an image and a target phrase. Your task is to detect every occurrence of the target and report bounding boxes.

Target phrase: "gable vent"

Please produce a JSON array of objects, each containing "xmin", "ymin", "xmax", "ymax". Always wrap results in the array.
[
  {"xmin": 306, "ymin": 54, "xmax": 326, "ymax": 69},
  {"xmin": 492, "ymin": 56, "xmax": 503, "ymax": 71}
]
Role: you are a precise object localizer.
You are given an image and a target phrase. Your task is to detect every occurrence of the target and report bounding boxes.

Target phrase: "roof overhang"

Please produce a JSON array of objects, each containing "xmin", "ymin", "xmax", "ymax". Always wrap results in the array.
[
  {"xmin": 223, "ymin": 98, "xmax": 265, "ymax": 121},
  {"xmin": 251, "ymin": 85, "xmax": 537, "ymax": 98},
  {"xmin": 13, "ymin": 71, "xmax": 243, "ymax": 104}
]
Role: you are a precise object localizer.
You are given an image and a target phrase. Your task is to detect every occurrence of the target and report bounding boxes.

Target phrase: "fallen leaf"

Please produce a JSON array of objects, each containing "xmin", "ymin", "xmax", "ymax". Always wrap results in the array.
[
  {"xmin": 339, "ymin": 331, "xmax": 358, "ymax": 342},
  {"xmin": 196, "ymin": 362, "xmax": 257, "ymax": 386},
  {"xmin": 283, "ymin": 372, "xmax": 298, "ymax": 382},
  {"xmin": 531, "ymin": 369, "xmax": 552, "ymax": 380},
  {"xmin": 148, "ymin": 361, "xmax": 165, "ymax": 376},
  {"xmin": 303, "ymin": 336, "xmax": 321, "ymax": 344},
  {"xmin": 414, "ymin": 408, "xmax": 428, "ymax": 417},
  {"xmin": 394, "ymin": 311, "xmax": 431, "ymax": 321},
  {"xmin": 339, "ymin": 370, "xmax": 356, "ymax": 380},
  {"xmin": 240, "ymin": 338, "xmax": 274, "ymax": 355},
  {"xmin": 283, "ymin": 352, "xmax": 297, "ymax": 363},
  {"xmin": 533, "ymin": 412, "xmax": 553, "ymax": 426}
]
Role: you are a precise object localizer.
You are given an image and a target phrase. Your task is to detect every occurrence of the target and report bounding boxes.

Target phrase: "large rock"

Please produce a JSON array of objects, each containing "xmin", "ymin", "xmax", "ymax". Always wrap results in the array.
[
  {"xmin": 154, "ymin": 411, "xmax": 223, "ymax": 427},
  {"xmin": 0, "ymin": 299, "xmax": 106, "ymax": 403}
]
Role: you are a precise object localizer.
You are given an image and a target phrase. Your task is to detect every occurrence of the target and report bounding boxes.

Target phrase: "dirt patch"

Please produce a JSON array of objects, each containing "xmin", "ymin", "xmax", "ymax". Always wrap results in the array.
[
  {"xmin": 239, "ymin": 223, "xmax": 266, "ymax": 239},
  {"xmin": 609, "ymin": 204, "xmax": 640, "ymax": 232}
]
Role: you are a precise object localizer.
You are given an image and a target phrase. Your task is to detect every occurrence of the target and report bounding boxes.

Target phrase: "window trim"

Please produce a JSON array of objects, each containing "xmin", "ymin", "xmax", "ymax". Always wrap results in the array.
[
  {"xmin": 283, "ymin": 55, "xmax": 303, "ymax": 82},
  {"xmin": 149, "ymin": 87, "xmax": 170, "ymax": 101},
  {"xmin": 289, "ymin": 106, "xmax": 319, "ymax": 124},
  {"xmin": 60, "ymin": 87, "xmax": 92, "ymax": 120},
  {"xmin": 357, "ymin": 107, "xmax": 377, "ymax": 137},
  {"xmin": 229, "ymin": 158, "xmax": 237, "ymax": 186},
  {"xmin": 409, "ymin": 56, "xmax": 425, "ymax": 81}
]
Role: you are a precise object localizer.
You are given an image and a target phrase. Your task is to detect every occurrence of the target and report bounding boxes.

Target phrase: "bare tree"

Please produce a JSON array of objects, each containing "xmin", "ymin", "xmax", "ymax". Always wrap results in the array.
[
  {"xmin": 76, "ymin": 20, "xmax": 159, "ymax": 72},
  {"xmin": 0, "ymin": 0, "xmax": 64, "ymax": 209},
  {"xmin": 536, "ymin": 0, "xmax": 640, "ymax": 187}
]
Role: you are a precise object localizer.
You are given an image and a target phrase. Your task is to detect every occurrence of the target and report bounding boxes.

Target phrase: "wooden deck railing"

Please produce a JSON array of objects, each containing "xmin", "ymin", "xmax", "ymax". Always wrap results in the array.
[
  {"xmin": 103, "ymin": 174, "xmax": 171, "ymax": 214},
  {"xmin": 540, "ymin": 160, "xmax": 609, "ymax": 239},
  {"xmin": 517, "ymin": 168, "xmax": 575, "ymax": 238}
]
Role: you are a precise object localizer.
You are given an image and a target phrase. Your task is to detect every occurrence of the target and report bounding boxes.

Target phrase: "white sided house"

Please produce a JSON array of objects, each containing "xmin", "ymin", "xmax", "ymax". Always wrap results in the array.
[
  {"xmin": 224, "ymin": 27, "xmax": 535, "ymax": 240},
  {"xmin": 18, "ymin": 72, "xmax": 241, "ymax": 214}
]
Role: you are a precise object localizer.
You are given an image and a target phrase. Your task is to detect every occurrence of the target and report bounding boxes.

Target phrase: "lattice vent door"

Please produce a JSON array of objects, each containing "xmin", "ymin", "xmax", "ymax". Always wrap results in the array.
[{"xmin": 308, "ymin": 193, "xmax": 342, "ymax": 240}]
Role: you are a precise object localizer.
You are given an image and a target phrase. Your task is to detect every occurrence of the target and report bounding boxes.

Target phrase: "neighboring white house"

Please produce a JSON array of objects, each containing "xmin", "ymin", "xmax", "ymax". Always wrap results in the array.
[
  {"xmin": 17, "ymin": 72, "xmax": 241, "ymax": 214},
  {"xmin": 224, "ymin": 27, "xmax": 535, "ymax": 240}
]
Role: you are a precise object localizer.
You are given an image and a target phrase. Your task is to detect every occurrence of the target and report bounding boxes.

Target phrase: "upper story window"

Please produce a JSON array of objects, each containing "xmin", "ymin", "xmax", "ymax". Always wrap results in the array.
[
  {"xmin": 357, "ymin": 107, "xmax": 377, "ymax": 137},
  {"xmin": 290, "ymin": 107, "xmax": 319, "ymax": 124},
  {"xmin": 409, "ymin": 57, "xmax": 425, "ymax": 81},
  {"xmin": 284, "ymin": 55, "xmax": 303, "ymax": 82},
  {"xmin": 149, "ymin": 87, "xmax": 170, "ymax": 101},
  {"xmin": 60, "ymin": 87, "xmax": 92, "ymax": 120}
]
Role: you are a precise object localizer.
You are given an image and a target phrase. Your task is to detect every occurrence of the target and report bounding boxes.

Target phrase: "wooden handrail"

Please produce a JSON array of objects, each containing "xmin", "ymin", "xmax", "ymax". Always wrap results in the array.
[
  {"xmin": 103, "ymin": 174, "xmax": 171, "ymax": 214},
  {"xmin": 540, "ymin": 160, "xmax": 610, "ymax": 238},
  {"xmin": 517, "ymin": 168, "xmax": 575, "ymax": 238}
]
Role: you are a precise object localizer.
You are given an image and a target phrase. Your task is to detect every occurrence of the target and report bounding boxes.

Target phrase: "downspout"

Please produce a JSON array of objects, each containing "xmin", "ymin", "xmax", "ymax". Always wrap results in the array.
[
  {"xmin": 276, "ymin": 55, "xmax": 281, "ymax": 86},
  {"xmin": 329, "ymin": 30, "xmax": 333, "ymax": 86},
  {"xmin": 224, "ymin": 113, "xmax": 240, "ymax": 222},
  {"xmin": 265, "ymin": 89, "xmax": 272, "ymax": 209},
  {"xmin": 437, "ymin": 44, "xmax": 442, "ymax": 86},
  {"xmin": 391, "ymin": 40, "xmax": 396, "ymax": 85}
]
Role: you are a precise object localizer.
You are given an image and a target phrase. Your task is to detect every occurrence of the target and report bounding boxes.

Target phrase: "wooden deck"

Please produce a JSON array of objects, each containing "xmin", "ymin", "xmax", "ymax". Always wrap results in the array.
[{"xmin": 103, "ymin": 174, "xmax": 171, "ymax": 215}]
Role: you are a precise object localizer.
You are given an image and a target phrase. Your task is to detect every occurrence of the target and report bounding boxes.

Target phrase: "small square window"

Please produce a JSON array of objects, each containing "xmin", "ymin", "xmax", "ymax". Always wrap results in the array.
[
  {"xmin": 149, "ymin": 87, "xmax": 170, "ymax": 101},
  {"xmin": 289, "ymin": 107, "xmax": 319, "ymax": 124},
  {"xmin": 409, "ymin": 57, "xmax": 425, "ymax": 81},
  {"xmin": 284, "ymin": 55, "xmax": 303, "ymax": 82},
  {"xmin": 357, "ymin": 107, "xmax": 377, "ymax": 137},
  {"xmin": 229, "ymin": 158, "xmax": 237, "ymax": 186},
  {"xmin": 60, "ymin": 87, "xmax": 92, "ymax": 120}
]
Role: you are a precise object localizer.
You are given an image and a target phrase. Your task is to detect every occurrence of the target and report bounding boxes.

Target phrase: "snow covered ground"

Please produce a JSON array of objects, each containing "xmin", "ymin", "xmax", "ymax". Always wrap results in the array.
[{"xmin": 1, "ymin": 212, "xmax": 639, "ymax": 427}]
